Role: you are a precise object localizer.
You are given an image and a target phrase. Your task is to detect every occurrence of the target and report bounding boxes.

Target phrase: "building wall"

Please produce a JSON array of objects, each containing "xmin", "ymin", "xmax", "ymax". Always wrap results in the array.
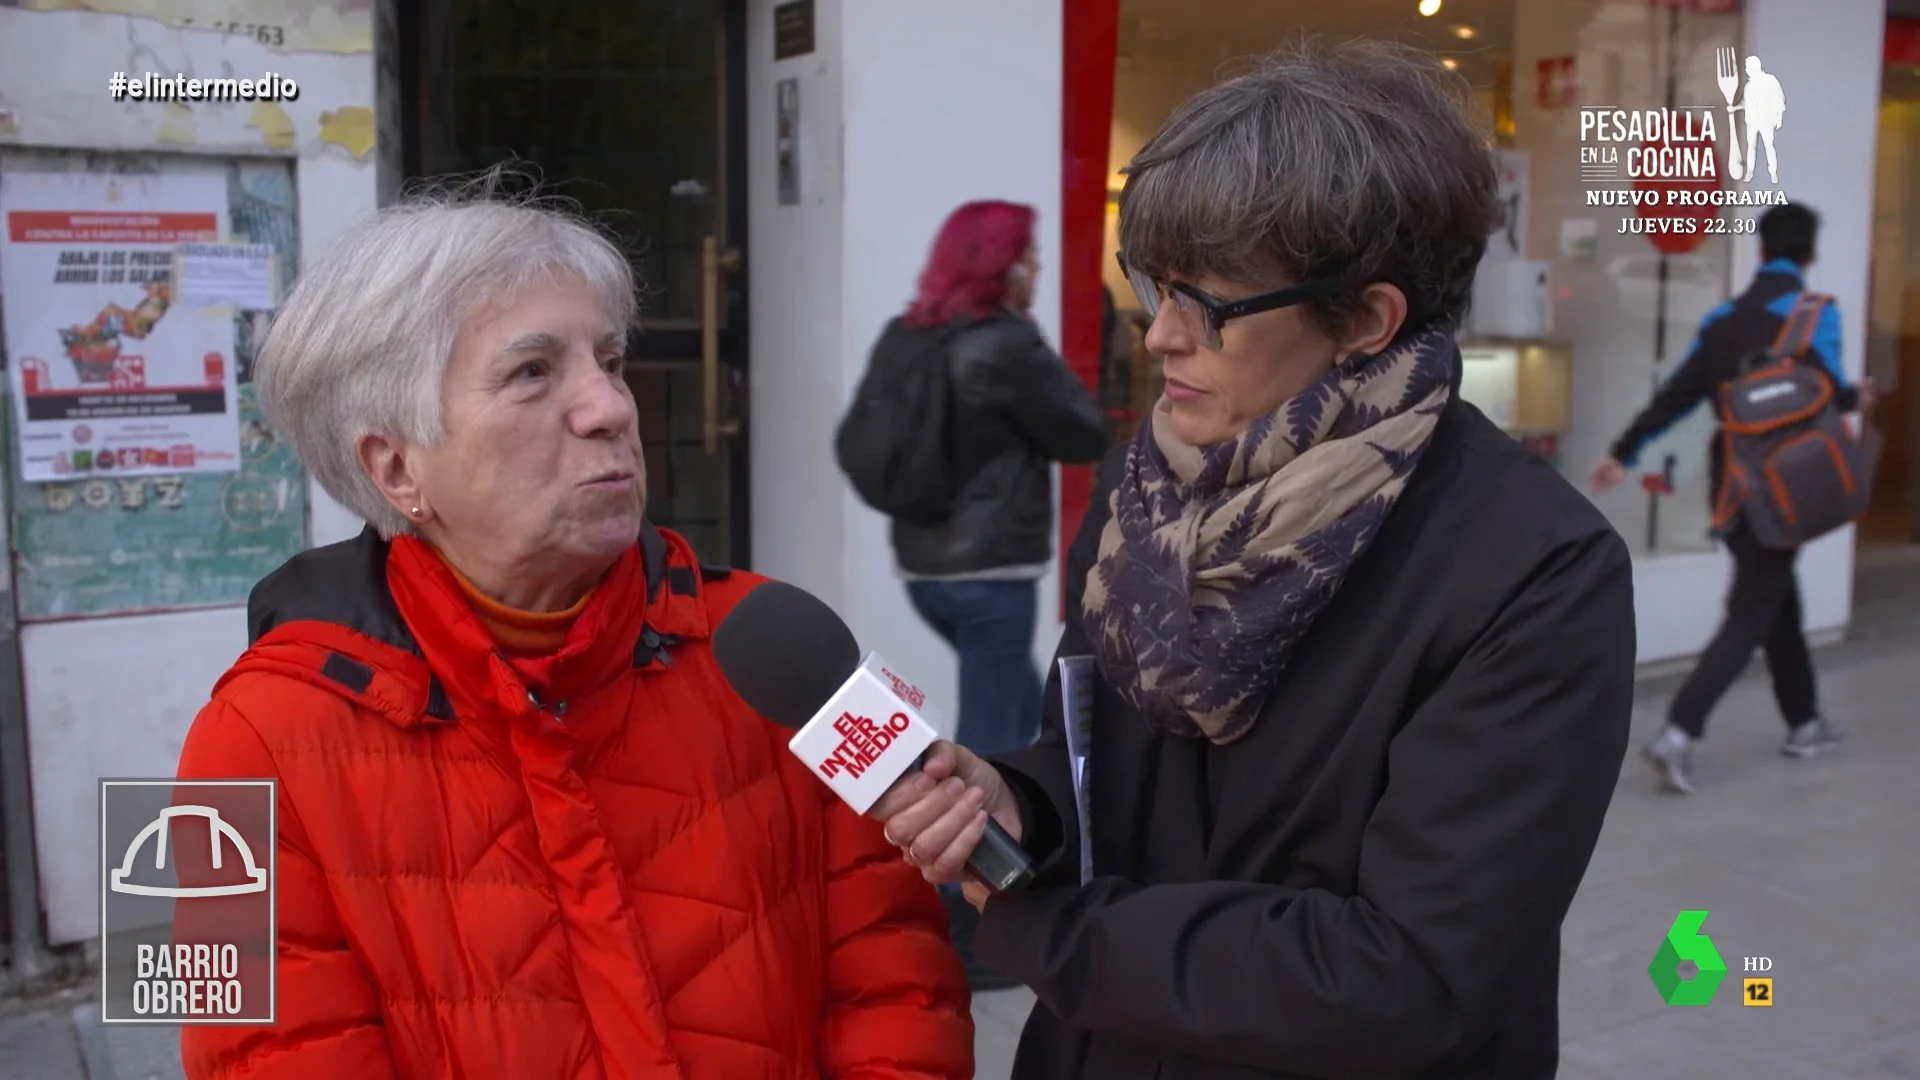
[
  {"xmin": 745, "ymin": 0, "xmax": 1068, "ymax": 724},
  {"xmin": 1732, "ymin": 0, "xmax": 1885, "ymax": 635},
  {"xmin": 744, "ymin": 0, "xmax": 850, "ymax": 629},
  {"xmin": 0, "ymin": 3, "xmax": 375, "ymax": 945}
]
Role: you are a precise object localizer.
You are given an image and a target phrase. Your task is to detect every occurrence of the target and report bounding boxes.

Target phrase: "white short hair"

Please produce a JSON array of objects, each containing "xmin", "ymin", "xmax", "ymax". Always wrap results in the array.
[{"xmin": 256, "ymin": 175, "xmax": 637, "ymax": 537}]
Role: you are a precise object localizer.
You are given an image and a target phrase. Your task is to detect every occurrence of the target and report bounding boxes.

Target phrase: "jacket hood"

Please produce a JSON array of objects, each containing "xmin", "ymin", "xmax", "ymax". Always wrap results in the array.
[{"xmin": 223, "ymin": 523, "xmax": 727, "ymax": 729}]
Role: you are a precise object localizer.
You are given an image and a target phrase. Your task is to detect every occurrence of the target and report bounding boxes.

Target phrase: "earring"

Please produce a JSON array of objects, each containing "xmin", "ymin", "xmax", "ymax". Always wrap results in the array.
[{"xmin": 409, "ymin": 506, "xmax": 422, "ymax": 518}]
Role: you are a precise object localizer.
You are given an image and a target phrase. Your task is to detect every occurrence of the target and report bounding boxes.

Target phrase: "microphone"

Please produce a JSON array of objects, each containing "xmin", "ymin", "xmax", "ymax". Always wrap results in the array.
[{"xmin": 711, "ymin": 580, "xmax": 1035, "ymax": 894}]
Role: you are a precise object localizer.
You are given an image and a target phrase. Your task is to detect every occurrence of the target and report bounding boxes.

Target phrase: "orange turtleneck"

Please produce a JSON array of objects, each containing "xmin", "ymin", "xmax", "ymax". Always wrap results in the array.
[{"xmin": 437, "ymin": 552, "xmax": 593, "ymax": 658}]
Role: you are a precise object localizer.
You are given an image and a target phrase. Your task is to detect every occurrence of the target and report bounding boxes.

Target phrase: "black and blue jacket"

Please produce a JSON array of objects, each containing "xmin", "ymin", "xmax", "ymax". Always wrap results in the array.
[{"xmin": 1608, "ymin": 257, "xmax": 1859, "ymax": 501}]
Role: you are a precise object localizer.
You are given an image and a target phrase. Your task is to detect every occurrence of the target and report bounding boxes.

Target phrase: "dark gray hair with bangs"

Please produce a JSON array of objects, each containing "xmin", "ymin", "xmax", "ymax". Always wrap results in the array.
[{"xmin": 1116, "ymin": 38, "xmax": 1504, "ymax": 340}]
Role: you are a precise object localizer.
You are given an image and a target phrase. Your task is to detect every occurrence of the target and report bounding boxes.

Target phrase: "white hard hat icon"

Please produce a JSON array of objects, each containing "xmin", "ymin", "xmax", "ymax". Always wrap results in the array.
[{"xmin": 110, "ymin": 805, "xmax": 267, "ymax": 899}]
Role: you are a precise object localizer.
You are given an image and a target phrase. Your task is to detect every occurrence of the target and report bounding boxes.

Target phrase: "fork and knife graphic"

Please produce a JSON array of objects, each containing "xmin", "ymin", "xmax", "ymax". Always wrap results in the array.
[{"xmin": 1714, "ymin": 46, "xmax": 1744, "ymax": 180}]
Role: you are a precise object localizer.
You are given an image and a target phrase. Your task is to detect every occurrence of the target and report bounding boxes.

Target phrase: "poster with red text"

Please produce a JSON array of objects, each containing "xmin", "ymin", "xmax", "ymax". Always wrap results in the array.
[{"xmin": 0, "ymin": 170, "xmax": 240, "ymax": 483}]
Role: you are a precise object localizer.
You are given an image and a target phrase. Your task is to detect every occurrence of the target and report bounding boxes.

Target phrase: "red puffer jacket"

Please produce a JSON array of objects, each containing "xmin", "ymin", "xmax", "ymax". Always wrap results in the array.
[{"xmin": 174, "ymin": 524, "xmax": 972, "ymax": 1079}]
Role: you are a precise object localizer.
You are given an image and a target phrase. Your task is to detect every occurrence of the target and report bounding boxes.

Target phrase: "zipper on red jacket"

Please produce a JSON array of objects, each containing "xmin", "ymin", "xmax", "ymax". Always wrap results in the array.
[{"xmin": 525, "ymin": 687, "xmax": 568, "ymax": 717}]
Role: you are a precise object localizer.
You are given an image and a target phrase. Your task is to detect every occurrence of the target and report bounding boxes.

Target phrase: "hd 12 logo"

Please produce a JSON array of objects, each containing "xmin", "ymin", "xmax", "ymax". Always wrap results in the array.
[{"xmin": 1648, "ymin": 910, "xmax": 1773, "ymax": 1007}]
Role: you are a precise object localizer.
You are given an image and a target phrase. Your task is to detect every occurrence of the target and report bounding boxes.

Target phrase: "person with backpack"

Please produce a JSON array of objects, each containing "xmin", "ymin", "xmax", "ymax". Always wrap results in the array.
[
  {"xmin": 1592, "ymin": 202, "xmax": 1879, "ymax": 794},
  {"xmin": 835, "ymin": 199, "xmax": 1109, "ymax": 988}
]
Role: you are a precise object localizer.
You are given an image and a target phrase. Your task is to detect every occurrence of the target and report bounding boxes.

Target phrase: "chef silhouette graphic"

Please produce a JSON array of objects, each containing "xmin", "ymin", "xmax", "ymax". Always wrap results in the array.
[{"xmin": 1722, "ymin": 52, "xmax": 1785, "ymax": 184}]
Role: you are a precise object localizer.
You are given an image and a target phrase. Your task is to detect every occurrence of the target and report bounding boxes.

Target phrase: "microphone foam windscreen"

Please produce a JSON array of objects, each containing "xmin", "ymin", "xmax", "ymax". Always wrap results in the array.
[{"xmin": 710, "ymin": 580, "xmax": 863, "ymax": 730}]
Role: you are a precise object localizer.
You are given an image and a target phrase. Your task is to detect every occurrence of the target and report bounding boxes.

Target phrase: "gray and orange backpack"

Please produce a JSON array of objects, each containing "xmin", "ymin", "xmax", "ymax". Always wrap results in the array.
[{"xmin": 1712, "ymin": 292, "xmax": 1872, "ymax": 549}]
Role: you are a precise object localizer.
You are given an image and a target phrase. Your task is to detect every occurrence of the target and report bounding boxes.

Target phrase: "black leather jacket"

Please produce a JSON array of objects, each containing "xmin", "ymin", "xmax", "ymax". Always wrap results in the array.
[{"xmin": 890, "ymin": 312, "xmax": 1111, "ymax": 576}]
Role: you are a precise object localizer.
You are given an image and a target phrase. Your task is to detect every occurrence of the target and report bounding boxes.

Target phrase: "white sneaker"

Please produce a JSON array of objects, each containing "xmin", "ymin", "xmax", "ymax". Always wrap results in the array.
[
  {"xmin": 1781, "ymin": 718, "xmax": 1844, "ymax": 759},
  {"xmin": 1642, "ymin": 727, "xmax": 1696, "ymax": 794}
]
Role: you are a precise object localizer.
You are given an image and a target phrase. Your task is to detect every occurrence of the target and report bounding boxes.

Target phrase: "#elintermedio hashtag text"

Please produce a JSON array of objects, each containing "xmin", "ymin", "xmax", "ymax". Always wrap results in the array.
[{"xmin": 108, "ymin": 72, "xmax": 300, "ymax": 102}]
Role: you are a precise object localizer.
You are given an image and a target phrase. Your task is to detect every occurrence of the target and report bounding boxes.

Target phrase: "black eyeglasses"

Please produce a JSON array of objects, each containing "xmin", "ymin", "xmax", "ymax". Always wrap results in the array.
[{"xmin": 1116, "ymin": 252, "xmax": 1347, "ymax": 350}]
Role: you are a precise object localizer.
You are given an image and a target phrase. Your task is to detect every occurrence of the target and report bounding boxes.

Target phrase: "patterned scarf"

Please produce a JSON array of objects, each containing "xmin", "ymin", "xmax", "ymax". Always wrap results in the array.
[{"xmin": 1081, "ymin": 322, "xmax": 1458, "ymax": 745}]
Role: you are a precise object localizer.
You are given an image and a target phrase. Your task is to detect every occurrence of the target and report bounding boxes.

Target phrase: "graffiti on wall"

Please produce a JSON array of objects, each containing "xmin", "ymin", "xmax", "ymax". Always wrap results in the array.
[{"xmin": 9, "ymin": 0, "xmax": 373, "ymax": 54}]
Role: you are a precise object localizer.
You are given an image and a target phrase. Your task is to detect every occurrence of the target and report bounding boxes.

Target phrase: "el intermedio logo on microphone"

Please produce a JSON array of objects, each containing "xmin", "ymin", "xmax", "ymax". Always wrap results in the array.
[{"xmin": 787, "ymin": 654, "xmax": 940, "ymax": 814}]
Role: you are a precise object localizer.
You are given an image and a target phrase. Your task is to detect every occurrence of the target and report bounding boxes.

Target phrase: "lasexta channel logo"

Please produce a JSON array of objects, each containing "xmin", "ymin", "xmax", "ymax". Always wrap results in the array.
[{"xmin": 1648, "ymin": 909, "xmax": 1728, "ymax": 1006}]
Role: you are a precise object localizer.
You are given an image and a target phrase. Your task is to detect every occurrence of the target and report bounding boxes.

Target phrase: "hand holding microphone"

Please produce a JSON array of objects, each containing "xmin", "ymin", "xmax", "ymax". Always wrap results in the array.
[
  {"xmin": 711, "ymin": 581, "xmax": 1034, "ymax": 894},
  {"xmin": 868, "ymin": 739, "xmax": 1022, "ymax": 889}
]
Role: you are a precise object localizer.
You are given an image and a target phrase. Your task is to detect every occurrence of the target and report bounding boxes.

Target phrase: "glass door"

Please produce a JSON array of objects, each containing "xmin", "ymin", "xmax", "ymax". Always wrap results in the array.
[
  {"xmin": 1867, "ymin": 27, "xmax": 1920, "ymax": 547},
  {"xmin": 403, "ymin": 0, "xmax": 751, "ymax": 564}
]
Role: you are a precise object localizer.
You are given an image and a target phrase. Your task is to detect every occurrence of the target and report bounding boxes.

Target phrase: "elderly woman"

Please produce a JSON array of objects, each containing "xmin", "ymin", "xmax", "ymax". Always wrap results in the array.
[
  {"xmin": 172, "ymin": 190, "xmax": 973, "ymax": 1078},
  {"xmin": 873, "ymin": 41, "xmax": 1635, "ymax": 1080}
]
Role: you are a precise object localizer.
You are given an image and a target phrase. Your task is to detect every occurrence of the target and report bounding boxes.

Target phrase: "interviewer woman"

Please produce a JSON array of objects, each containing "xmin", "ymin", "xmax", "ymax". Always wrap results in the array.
[
  {"xmin": 172, "ymin": 187, "xmax": 972, "ymax": 1078},
  {"xmin": 873, "ymin": 42, "xmax": 1636, "ymax": 1080}
]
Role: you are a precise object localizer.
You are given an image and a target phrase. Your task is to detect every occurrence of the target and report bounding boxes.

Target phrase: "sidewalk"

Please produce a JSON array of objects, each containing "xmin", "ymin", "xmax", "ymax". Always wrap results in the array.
[
  {"xmin": 4, "ymin": 629, "xmax": 1916, "ymax": 1080},
  {"xmin": 973, "ymin": 631, "xmax": 1920, "ymax": 1079}
]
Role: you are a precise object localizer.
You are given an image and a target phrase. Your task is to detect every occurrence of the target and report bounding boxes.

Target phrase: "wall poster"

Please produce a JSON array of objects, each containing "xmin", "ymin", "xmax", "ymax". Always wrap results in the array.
[
  {"xmin": 0, "ymin": 170, "xmax": 241, "ymax": 482},
  {"xmin": 0, "ymin": 155, "xmax": 306, "ymax": 621}
]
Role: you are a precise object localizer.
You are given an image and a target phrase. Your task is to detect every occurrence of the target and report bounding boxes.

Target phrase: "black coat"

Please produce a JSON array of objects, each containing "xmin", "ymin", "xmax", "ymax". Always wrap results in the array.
[
  {"xmin": 981, "ymin": 398, "xmax": 1637, "ymax": 1079},
  {"xmin": 889, "ymin": 313, "xmax": 1109, "ymax": 576}
]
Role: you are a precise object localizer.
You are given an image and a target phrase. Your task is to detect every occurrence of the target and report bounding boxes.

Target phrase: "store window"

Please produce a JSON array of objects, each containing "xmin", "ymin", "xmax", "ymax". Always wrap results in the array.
[
  {"xmin": 1865, "ymin": 17, "xmax": 1920, "ymax": 547},
  {"xmin": 1105, "ymin": 0, "xmax": 1749, "ymax": 559}
]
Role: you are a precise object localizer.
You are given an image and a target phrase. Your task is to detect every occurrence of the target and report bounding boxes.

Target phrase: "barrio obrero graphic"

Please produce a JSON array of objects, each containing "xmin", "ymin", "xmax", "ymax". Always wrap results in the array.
[
  {"xmin": 99, "ymin": 779, "xmax": 277, "ymax": 1025},
  {"xmin": 1580, "ymin": 47, "xmax": 1787, "ymax": 245},
  {"xmin": 110, "ymin": 805, "xmax": 268, "ymax": 898}
]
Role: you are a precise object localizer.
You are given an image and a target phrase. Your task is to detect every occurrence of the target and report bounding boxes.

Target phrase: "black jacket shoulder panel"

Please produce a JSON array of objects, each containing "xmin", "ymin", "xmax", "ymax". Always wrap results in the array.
[{"xmin": 248, "ymin": 526, "xmax": 418, "ymax": 651}]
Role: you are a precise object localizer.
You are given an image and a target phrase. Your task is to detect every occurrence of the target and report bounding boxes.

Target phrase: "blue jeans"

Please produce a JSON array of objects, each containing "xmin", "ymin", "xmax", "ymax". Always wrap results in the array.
[{"xmin": 905, "ymin": 580, "xmax": 1044, "ymax": 757}]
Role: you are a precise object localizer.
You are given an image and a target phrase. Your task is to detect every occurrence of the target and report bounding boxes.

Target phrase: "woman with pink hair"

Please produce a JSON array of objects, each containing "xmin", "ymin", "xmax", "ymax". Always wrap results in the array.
[{"xmin": 864, "ymin": 200, "xmax": 1108, "ymax": 987}]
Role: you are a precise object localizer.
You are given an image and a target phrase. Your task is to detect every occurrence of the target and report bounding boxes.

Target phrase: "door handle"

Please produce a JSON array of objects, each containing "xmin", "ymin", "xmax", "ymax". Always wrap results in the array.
[{"xmin": 702, "ymin": 234, "xmax": 743, "ymax": 455}]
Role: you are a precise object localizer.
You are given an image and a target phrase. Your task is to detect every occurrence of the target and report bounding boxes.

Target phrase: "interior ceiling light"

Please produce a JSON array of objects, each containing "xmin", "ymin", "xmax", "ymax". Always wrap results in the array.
[
  {"xmin": 1452, "ymin": 24, "xmax": 1476, "ymax": 39},
  {"xmin": 1441, "ymin": 56, "xmax": 1460, "ymax": 70},
  {"xmin": 1418, "ymin": 0, "xmax": 1442, "ymax": 16}
]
